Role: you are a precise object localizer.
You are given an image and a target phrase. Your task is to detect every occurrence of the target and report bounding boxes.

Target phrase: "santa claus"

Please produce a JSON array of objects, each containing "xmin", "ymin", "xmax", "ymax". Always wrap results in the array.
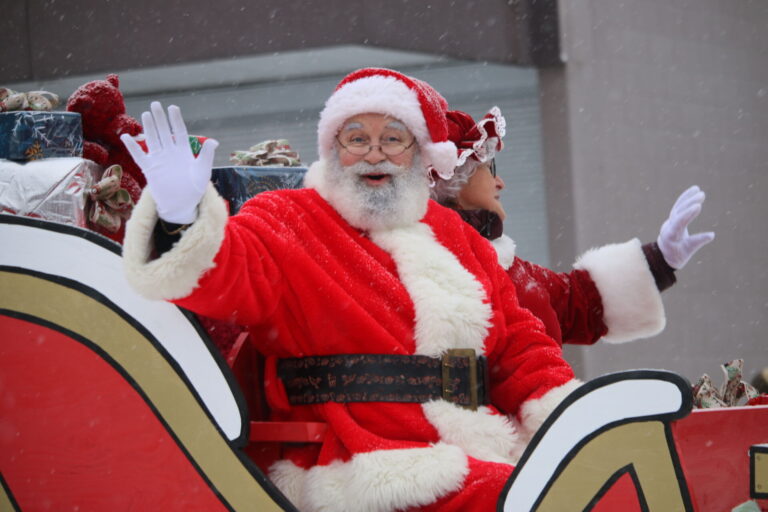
[{"xmin": 121, "ymin": 68, "xmax": 580, "ymax": 511}]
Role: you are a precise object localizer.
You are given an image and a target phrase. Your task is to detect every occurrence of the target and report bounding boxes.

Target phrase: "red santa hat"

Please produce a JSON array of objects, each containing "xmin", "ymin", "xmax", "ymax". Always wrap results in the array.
[
  {"xmin": 446, "ymin": 107, "xmax": 506, "ymax": 167},
  {"xmin": 317, "ymin": 68, "xmax": 458, "ymax": 179}
]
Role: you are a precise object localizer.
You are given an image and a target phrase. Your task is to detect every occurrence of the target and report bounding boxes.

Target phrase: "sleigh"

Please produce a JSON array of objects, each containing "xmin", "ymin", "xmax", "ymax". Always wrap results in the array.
[{"xmin": 1, "ymin": 214, "xmax": 766, "ymax": 512}]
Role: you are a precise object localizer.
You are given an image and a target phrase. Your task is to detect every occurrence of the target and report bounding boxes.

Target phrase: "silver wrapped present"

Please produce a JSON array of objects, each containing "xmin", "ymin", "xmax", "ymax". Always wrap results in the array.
[{"xmin": 0, "ymin": 157, "xmax": 101, "ymax": 228}]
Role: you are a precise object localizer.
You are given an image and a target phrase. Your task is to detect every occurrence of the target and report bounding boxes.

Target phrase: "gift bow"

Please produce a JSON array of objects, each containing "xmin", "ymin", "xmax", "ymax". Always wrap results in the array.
[
  {"xmin": 230, "ymin": 139, "xmax": 301, "ymax": 167},
  {"xmin": 692, "ymin": 359, "xmax": 760, "ymax": 408},
  {"xmin": 0, "ymin": 88, "xmax": 60, "ymax": 112},
  {"xmin": 88, "ymin": 165, "xmax": 134, "ymax": 232}
]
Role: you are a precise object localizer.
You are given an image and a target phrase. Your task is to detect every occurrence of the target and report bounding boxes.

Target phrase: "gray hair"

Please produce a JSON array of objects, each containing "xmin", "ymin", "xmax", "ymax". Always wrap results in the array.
[{"xmin": 430, "ymin": 158, "xmax": 480, "ymax": 206}]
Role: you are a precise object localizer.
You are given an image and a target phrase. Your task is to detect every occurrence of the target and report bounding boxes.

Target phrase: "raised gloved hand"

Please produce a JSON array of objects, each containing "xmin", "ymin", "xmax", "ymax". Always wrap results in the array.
[
  {"xmin": 657, "ymin": 185, "xmax": 715, "ymax": 269},
  {"xmin": 120, "ymin": 102, "xmax": 219, "ymax": 224}
]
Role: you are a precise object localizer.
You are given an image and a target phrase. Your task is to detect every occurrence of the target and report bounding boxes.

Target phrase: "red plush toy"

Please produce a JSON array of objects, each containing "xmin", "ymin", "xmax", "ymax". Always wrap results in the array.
[{"xmin": 67, "ymin": 74, "xmax": 144, "ymax": 242}]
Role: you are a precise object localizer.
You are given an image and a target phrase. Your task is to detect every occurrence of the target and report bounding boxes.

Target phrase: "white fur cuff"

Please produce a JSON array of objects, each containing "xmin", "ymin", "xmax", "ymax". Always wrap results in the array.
[
  {"xmin": 422, "ymin": 400, "xmax": 520, "ymax": 465},
  {"xmin": 122, "ymin": 183, "xmax": 228, "ymax": 301},
  {"xmin": 518, "ymin": 379, "xmax": 583, "ymax": 442},
  {"xmin": 269, "ymin": 443, "xmax": 468, "ymax": 512},
  {"xmin": 574, "ymin": 238, "xmax": 666, "ymax": 344}
]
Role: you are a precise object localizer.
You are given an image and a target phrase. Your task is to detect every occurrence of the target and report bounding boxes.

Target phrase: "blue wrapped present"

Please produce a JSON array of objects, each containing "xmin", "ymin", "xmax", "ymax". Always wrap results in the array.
[
  {"xmin": 211, "ymin": 166, "xmax": 307, "ymax": 215},
  {"xmin": 0, "ymin": 111, "xmax": 83, "ymax": 161}
]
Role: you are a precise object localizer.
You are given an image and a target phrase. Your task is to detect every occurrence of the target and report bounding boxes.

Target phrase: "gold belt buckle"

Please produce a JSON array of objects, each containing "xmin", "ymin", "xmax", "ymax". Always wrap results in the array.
[{"xmin": 441, "ymin": 348, "xmax": 479, "ymax": 411}]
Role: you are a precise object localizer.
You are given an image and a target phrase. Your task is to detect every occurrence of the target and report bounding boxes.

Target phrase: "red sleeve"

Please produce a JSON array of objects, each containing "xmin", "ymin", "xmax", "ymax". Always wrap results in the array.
[
  {"xmin": 507, "ymin": 257, "xmax": 608, "ymax": 346},
  {"xmin": 468, "ymin": 232, "xmax": 575, "ymax": 416},
  {"xmin": 172, "ymin": 195, "xmax": 288, "ymax": 325}
]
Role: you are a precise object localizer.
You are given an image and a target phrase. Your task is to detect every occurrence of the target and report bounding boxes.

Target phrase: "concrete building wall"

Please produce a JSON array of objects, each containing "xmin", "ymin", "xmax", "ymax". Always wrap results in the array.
[
  {"xmin": 545, "ymin": 0, "xmax": 768, "ymax": 384},
  {"xmin": 0, "ymin": 0, "xmax": 558, "ymax": 83}
]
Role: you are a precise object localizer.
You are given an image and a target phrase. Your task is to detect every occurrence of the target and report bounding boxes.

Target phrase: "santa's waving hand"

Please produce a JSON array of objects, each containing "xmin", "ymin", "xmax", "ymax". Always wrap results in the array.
[{"xmin": 121, "ymin": 102, "xmax": 219, "ymax": 225}]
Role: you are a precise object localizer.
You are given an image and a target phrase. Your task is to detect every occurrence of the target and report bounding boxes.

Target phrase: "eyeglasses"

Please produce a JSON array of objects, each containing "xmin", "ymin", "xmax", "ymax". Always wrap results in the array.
[
  {"xmin": 490, "ymin": 159, "xmax": 497, "ymax": 178},
  {"xmin": 336, "ymin": 136, "xmax": 416, "ymax": 157}
]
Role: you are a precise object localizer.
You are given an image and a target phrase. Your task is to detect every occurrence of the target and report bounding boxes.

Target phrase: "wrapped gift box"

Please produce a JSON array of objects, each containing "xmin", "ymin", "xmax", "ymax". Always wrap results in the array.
[
  {"xmin": 211, "ymin": 166, "xmax": 307, "ymax": 215},
  {"xmin": 0, "ymin": 157, "xmax": 101, "ymax": 228},
  {"xmin": 0, "ymin": 111, "xmax": 83, "ymax": 161}
]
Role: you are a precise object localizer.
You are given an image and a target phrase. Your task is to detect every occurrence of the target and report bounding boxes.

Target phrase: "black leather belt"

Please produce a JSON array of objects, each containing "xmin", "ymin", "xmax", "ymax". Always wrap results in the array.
[{"xmin": 277, "ymin": 349, "xmax": 490, "ymax": 410}]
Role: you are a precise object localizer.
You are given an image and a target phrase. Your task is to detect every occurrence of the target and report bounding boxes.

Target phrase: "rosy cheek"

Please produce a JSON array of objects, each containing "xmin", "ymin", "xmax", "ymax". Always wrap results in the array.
[
  {"xmin": 390, "ymin": 152, "xmax": 413, "ymax": 168},
  {"xmin": 339, "ymin": 151, "xmax": 361, "ymax": 167}
]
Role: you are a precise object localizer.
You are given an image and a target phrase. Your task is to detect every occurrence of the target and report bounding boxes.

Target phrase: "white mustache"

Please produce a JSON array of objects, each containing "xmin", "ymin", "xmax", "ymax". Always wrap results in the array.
[{"xmin": 343, "ymin": 159, "xmax": 407, "ymax": 177}]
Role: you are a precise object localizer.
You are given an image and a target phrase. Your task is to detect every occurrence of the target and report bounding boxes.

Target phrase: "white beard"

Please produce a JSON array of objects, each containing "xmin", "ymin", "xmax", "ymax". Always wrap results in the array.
[{"xmin": 321, "ymin": 153, "xmax": 430, "ymax": 232}]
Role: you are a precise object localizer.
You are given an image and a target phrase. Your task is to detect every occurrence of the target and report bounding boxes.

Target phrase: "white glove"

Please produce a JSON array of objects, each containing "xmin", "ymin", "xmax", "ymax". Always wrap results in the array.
[
  {"xmin": 120, "ymin": 102, "xmax": 219, "ymax": 224},
  {"xmin": 657, "ymin": 185, "xmax": 715, "ymax": 269}
]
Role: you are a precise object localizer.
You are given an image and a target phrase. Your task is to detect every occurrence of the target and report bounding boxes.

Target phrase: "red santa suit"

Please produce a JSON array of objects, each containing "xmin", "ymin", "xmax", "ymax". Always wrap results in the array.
[
  {"xmin": 122, "ymin": 68, "xmax": 580, "ymax": 512},
  {"xmin": 124, "ymin": 180, "xmax": 581, "ymax": 511}
]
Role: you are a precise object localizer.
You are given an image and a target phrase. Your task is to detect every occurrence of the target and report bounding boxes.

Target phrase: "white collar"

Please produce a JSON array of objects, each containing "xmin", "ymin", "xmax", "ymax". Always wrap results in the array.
[{"xmin": 491, "ymin": 234, "xmax": 516, "ymax": 270}]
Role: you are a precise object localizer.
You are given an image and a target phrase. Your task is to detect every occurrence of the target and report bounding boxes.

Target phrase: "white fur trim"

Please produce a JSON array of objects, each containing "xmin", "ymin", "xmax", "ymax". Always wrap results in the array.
[
  {"xmin": 302, "ymin": 160, "xmax": 325, "ymax": 193},
  {"xmin": 122, "ymin": 183, "xmax": 228, "ymax": 301},
  {"xmin": 318, "ymin": 76, "xmax": 427, "ymax": 160},
  {"xmin": 269, "ymin": 460, "xmax": 306, "ymax": 509},
  {"xmin": 369, "ymin": 223, "xmax": 492, "ymax": 357},
  {"xmin": 423, "ymin": 140, "xmax": 458, "ymax": 179},
  {"xmin": 269, "ymin": 443, "xmax": 468, "ymax": 512},
  {"xmin": 422, "ymin": 400, "xmax": 522, "ymax": 464},
  {"xmin": 491, "ymin": 235, "xmax": 517, "ymax": 270},
  {"xmin": 517, "ymin": 379, "xmax": 583, "ymax": 443},
  {"xmin": 574, "ymin": 238, "xmax": 666, "ymax": 344},
  {"xmin": 317, "ymin": 75, "xmax": 456, "ymax": 177}
]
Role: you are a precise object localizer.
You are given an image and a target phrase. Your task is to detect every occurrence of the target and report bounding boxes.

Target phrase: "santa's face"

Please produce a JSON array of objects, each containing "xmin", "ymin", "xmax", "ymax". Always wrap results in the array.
[
  {"xmin": 324, "ymin": 113, "xmax": 429, "ymax": 231},
  {"xmin": 336, "ymin": 113, "xmax": 417, "ymax": 171}
]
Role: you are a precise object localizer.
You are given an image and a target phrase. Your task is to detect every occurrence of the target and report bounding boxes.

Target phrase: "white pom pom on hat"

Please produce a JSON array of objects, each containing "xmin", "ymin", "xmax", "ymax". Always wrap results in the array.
[{"xmin": 317, "ymin": 68, "xmax": 458, "ymax": 179}]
